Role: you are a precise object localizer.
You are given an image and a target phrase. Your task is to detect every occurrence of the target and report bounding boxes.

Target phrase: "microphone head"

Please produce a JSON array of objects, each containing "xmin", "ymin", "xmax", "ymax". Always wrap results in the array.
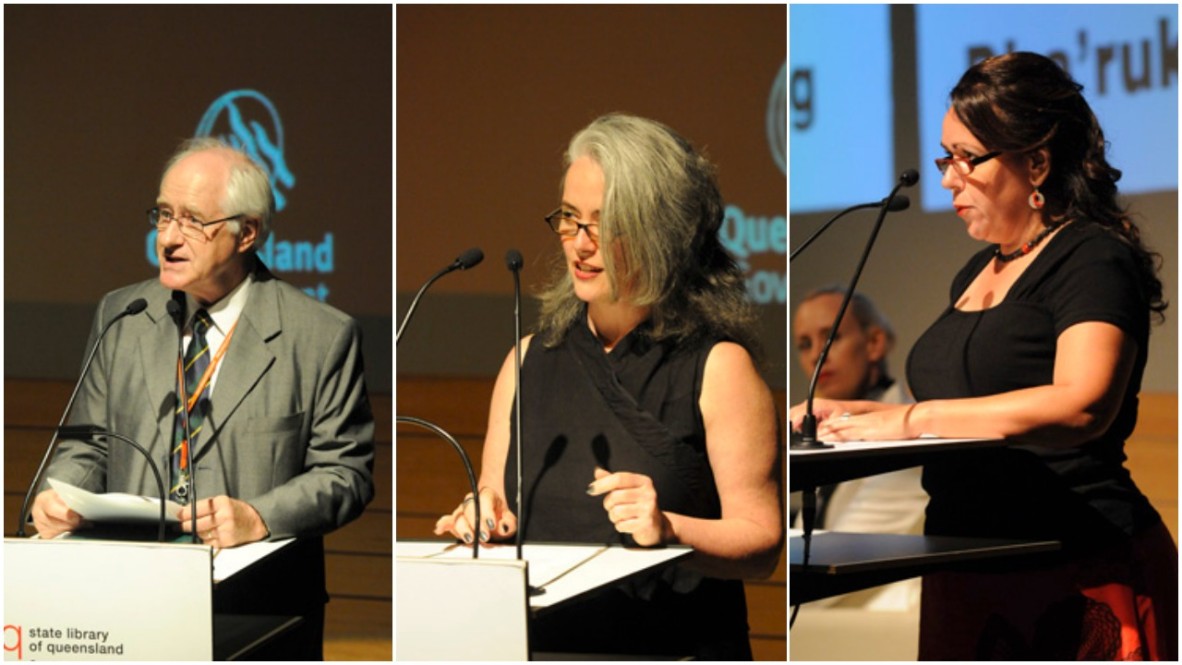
[
  {"xmin": 886, "ymin": 194, "xmax": 911, "ymax": 212},
  {"xmin": 454, "ymin": 247, "xmax": 484, "ymax": 270},
  {"xmin": 125, "ymin": 298, "xmax": 149, "ymax": 315},
  {"xmin": 899, "ymin": 169, "xmax": 920, "ymax": 187},
  {"xmin": 166, "ymin": 291, "xmax": 185, "ymax": 324},
  {"xmin": 505, "ymin": 249, "xmax": 524, "ymax": 271}
]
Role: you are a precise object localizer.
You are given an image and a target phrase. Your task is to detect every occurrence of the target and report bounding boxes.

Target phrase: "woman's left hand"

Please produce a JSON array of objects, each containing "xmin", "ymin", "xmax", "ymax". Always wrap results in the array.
[
  {"xmin": 817, "ymin": 403, "xmax": 919, "ymax": 441},
  {"xmin": 587, "ymin": 467, "xmax": 671, "ymax": 547}
]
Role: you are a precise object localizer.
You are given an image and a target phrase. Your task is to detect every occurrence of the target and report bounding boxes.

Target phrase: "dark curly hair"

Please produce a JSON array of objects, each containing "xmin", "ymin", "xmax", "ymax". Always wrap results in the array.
[{"xmin": 951, "ymin": 51, "xmax": 1167, "ymax": 321}]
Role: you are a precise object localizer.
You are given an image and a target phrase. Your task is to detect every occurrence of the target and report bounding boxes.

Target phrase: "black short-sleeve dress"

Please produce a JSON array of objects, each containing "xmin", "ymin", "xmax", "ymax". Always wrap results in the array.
[{"xmin": 907, "ymin": 221, "xmax": 1176, "ymax": 659}]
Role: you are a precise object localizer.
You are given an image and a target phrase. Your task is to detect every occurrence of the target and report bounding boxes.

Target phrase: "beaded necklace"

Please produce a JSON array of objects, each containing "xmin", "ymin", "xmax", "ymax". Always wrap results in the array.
[{"xmin": 994, "ymin": 219, "xmax": 1067, "ymax": 263}]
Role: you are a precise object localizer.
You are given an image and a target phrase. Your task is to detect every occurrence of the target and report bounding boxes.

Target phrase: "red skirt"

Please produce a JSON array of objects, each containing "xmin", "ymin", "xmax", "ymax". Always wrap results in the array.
[{"xmin": 919, "ymin": 522, "xmax": 1177, "ymax": 660}]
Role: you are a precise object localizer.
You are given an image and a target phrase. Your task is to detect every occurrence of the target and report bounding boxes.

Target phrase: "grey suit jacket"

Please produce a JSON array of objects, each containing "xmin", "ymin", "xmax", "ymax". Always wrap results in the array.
[{"xmin": 46, "ymin": 264, "xmax": 375, "ymax": 539}]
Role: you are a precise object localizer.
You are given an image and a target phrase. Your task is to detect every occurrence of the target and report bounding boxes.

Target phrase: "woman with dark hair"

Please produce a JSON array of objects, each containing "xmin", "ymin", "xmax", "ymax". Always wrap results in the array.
[
  {"xmin": 435, "ymin": 114, "xmax": 783, "ymax": 659},
  {"xmin": 791, "ymin": 52, "xmax": 1176, "ymax": 659}
]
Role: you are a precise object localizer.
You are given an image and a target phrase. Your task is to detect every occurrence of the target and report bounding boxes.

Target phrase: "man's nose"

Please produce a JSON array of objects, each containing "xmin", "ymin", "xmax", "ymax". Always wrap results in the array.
[{"xmin": 157, "ymin": 218, "xmax": 185, "ymax": 246}]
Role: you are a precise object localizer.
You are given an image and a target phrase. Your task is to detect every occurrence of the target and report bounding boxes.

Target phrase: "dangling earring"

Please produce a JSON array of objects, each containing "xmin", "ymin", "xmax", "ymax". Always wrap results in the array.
[{"xmin": 1028, "ymin": 187, "xmax": 1046, "ymax": 210}]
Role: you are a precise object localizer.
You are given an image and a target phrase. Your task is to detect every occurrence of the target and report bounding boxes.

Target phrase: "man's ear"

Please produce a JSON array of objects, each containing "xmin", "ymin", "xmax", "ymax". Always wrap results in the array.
[{"xmin": 237, "ymin": 218, "xmax": 260, "ymax": 254}]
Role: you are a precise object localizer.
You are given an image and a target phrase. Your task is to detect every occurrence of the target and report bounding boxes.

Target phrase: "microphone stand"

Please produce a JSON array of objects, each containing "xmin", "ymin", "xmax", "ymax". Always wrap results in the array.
[
  {"xmin": 57, "ymin": 425, "xmax": 170, "ymax": 542},
  {"xmin": 168, "ymin": 295, "xmax": 200, "ymax": 544},
  {"xmin": 397, "ymin": 248, "xmax": 484, "ymax": 346},
  {"xmin": 793, "ymin": 174, "xmax": 915, "ymax": 450},
  {"xmin": 791, "ymin": 196, "xmax": 910, "ymax": 262},
  {"xmin": 396, "ymin": 416, "xmax": 481, "ymax": 560},
  {"xmin": 505, "ymin": 250, "xmax": 525, "ymax": 563},
  {"xmin": 789, "ymin": 170, "xmax": 918, "ymax": 630},
  {"xmin": 16, "ymin": 299, "xmax": 147, "ymax": 538}
]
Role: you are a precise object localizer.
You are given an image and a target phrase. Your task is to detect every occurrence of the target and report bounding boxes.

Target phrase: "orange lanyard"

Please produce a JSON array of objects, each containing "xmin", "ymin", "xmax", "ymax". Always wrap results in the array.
[{"xmin": 177, "ymin": 319, "xmax": 239, "ymax": 414}]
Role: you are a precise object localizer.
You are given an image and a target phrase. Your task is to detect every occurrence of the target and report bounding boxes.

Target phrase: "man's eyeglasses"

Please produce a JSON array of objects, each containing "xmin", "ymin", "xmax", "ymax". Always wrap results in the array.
[
  {"xmin": 934, "ymin": 151, "xmax": 1003, "ymax": 178},
  {"xmin": 544, "ymin": 208, "xmax": 599, "ymax": 242},
  {"xmin": 149, "ymin": 207, "xmax": 243, "ymax": 240}
]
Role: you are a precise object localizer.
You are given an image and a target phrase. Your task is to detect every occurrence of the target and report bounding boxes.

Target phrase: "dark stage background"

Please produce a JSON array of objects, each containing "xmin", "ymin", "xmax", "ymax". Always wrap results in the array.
[{"xmin": 396, "ymin": 4, "xmax": 788, "ymax": 389}]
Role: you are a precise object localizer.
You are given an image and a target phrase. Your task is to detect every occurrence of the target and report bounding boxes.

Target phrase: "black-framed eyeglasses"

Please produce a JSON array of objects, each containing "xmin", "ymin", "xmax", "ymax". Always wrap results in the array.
[
  {"xmin": 148, "ymin": 207, "xmax": 244, "ymax": 240},
  {"xmin": 544, "ymin": 207, "xmax": 600, "ymax": 242},
  {"xmin": 934, "ymin": 151, "xmax": 1002, "ymax": 178}
]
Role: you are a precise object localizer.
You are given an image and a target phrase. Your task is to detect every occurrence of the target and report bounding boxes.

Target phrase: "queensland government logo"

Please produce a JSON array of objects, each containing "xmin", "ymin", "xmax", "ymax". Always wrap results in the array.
[
  {"xmin": 144, "ymin": 89, "xmax": 334, "ymax": 302},
  {"xmin": 767, "ymin": 61, "xmax": 787, "ymax": 176},
  {"xmin": 196, "ymin": 89, "xmax": 295, "ymax": 211},
  {"xmin": 718, "ymin": 60, "xmax": 788, "ymax": 306}
]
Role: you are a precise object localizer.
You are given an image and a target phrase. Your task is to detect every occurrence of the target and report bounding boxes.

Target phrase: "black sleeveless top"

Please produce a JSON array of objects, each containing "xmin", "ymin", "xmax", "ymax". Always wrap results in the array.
[
  {"xmin": 907, "ymin": 221, "xmax": 1161, "ymax": 551},
  {"xmin": 505, "ymin": 313, "xmax": 752, "ymax": 659}
]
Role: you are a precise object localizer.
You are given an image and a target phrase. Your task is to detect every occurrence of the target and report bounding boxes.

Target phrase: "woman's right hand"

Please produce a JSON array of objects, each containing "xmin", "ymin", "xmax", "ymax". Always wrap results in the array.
[{"xmin": 434, "ymin": 487, "xmax": 517, "ymax": 546}]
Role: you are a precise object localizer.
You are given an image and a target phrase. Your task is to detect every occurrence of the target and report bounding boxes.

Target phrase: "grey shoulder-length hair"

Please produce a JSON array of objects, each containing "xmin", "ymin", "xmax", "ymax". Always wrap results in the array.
[{"xmin": 537, "ymin": 114, "xmax": 758, "ymax": 353}]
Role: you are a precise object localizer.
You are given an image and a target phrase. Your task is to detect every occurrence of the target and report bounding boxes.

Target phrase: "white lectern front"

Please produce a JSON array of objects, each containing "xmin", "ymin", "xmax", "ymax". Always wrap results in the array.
[
  {"xmin": 396, "ymin": 540, "xmax": 692, "ymax": 661},
  {"xmin": 4, "ymin": 537, "xmax": 296, "ymax": 661},
  {"xmin": 5, "ymin": 539, "xmax": 211, "ymax": 660}
]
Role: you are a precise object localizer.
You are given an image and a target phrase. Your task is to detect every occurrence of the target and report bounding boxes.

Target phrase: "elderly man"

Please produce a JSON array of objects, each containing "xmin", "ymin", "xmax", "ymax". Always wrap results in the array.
[{"xmin": 29, "ymin": 138, "xmax": 375, "ymax": 657}]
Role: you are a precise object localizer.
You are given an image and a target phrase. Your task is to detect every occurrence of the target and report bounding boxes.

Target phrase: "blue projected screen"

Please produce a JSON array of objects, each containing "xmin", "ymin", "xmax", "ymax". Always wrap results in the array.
[
  {"xmin": 789, "ymin": 5, "xmax": 893, "ymax": 214},
  {"xmin": 917, "ymin": 5, "xmax": 1178, "ymax": 211}
]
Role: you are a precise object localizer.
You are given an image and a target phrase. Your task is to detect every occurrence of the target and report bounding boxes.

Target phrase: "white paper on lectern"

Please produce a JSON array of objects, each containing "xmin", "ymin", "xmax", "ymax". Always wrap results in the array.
[
  {"xmin": 212, "ymin": 538, "xmax": 295, "ymax": 582},
  {"xmin": 396, "ymin": 540, "xmax": 693, "ymax": 610},
  {"xmin": 48, "ymin": 477, "xmax": 183, "ymax": 523},
  {"xmin": 398, "ymin": 541, "xmax": 603, "ymax": 588}
]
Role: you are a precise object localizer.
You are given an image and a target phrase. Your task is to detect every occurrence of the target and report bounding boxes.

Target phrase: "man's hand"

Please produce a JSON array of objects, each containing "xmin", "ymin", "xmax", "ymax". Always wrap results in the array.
[
  {"xmin": 177, "ymin": 496, "xmax": 269, "ymax": 548},
  {"xmin": 30, "ymin": 488, "xmax": 85, "ymax": 539}
]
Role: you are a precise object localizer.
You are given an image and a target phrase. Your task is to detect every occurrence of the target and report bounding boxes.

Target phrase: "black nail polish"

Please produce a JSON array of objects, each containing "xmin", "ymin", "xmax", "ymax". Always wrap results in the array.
[
  {"xmin": 502, "ymin": 523, "xmax": 510, "ymax": 534},
  {"xmin": 463, "ymin": 532, "xmax": 473, "ymax": 544},
  {"xmin": 480, "ymin": 530, "xmax": 490, "ymax": 543},
  {"xmin": 586, "ymin": 483, "xmax": 596, "ymax": 495},
  {"xmin": 485, "ymin": 518, "xmax": 495, "ymax": 531}
]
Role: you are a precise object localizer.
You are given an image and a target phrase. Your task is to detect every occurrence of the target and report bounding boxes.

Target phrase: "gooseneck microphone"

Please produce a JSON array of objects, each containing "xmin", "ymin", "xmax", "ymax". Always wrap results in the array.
[
  {"xmin": 396, "ymin": 248, "xmax": 484, "ymax": 345},
  {"xmin": 793, "ymin": 169, "xmax": 918, "ymax": 451},
  {"xmin": 790, "ymin": 169, "xmax": 918, "ymax": 631},
  {"xmin": 167, "ymin": 294, "xmax": 200, "ymax": 543},
  {"xmin": 790, "ymin": 194, "xmax": 911, "ymax": 262},
  {"xmin": 394, "ymin": 248, "xmax": 485, "ymax": 558},
  {"xmin": 505, "ymin": 249, "xmax": 525, "ymax": 562},
  {"xmin": 17, "ymin": 297, "xmax": 149, "ymax": 538}
]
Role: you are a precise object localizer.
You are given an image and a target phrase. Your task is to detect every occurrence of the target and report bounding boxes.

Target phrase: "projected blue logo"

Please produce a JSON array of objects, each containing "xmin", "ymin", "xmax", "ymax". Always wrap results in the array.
[
  {"xmin": 768, "ymin": 61, "xmax": 787, "ymax": 176},
  {"xmin": 196, "ymin": 89, "xmax": 296, "ymax": 211},
  {"xmin": 720, "ymin": 60, "xmax": 789, "ymax": 306}
]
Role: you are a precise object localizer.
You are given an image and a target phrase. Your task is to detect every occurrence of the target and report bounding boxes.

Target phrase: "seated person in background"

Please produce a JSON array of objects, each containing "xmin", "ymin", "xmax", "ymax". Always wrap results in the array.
[{"xmin": 791, "ymin": 286, "xmax": 925, "ymax": 609}]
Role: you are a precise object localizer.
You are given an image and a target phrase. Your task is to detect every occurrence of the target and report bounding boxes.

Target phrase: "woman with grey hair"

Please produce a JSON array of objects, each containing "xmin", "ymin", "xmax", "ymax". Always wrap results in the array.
[{"xmin": 435, "ymin": 114, "xmax": 783, "ymax": 659}]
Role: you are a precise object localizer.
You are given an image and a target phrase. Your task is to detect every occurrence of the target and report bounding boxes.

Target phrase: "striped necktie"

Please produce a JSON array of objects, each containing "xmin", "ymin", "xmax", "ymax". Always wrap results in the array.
[{"xmin": 171, "ymin": 309, "xmax": 212, "ymax": 504}]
